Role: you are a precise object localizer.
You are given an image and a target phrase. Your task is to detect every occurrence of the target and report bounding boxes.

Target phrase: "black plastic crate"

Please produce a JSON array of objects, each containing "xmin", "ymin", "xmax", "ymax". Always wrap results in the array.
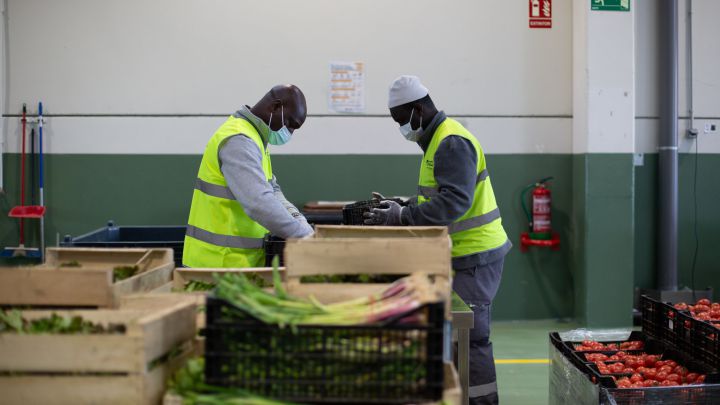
[
  {"xmin": 679, "ymin": 311, "xmax": 720, "ymax": 370},
  {"xmin": 342, "ymin": 200, "xmax": 384, "ymax": 225},
  {"xmin": 263, "ymin": 235, "xmax": 285, "ymax": 267},
  {"xmin": 342, "ymin": 199, "xmax": 408, "ymax": 226},
  {"xmin": 552, "ymin": 330, "xmax": 720, "ymax": 404},
  {"xmin": 597, "ymin": 344, "xmax": 720, "ymax": 405},
  {"xmin": 204, "ymin": 296, "xmax": 445, "ymax": 404},
  {"xmin": 61, "ymin": 221, "xmax": 185, "ymax": 264},
  {"xmin": 640, "ymin": 295, "xmax": 685, "ymax": 350}
]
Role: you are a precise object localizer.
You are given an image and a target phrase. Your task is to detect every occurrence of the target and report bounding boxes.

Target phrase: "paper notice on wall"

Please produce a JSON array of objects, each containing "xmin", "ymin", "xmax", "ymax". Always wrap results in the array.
[{"xmin": 329, "ymin": 61, "xmax": 365, "ymax": 113}]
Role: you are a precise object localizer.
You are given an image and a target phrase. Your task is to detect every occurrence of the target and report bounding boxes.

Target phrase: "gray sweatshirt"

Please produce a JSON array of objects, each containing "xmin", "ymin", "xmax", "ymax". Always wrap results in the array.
[{"xmin": 217, "ymin": 107, "xmax": 313, "ymax": 239}]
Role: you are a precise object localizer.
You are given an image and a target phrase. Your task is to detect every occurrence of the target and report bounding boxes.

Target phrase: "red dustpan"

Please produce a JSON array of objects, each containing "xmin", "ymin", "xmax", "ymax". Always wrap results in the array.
[{"xmin": 9, "ymin": 205, "xmax": 46, "ymax": 218}]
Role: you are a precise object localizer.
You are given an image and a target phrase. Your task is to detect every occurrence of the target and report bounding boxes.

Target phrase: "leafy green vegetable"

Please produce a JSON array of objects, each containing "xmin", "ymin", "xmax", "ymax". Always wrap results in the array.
[
  {"xmin": 168, "ymin": 357, "xmax": 297, "ymax": 405},
  {"xmin": 113, "ymin": 265, "xmax": 139, "ymax": 282},
  {"xmin": 183, "ymin": 280, "xmax": 216, "ymax": 292},
  {"xmin": 0, "ymin": 311, "xmax": 125, "ymax": 334}
]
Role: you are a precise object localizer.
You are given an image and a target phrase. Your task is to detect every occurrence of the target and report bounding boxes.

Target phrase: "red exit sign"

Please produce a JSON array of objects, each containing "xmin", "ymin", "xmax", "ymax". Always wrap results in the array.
[{"xmin": 529, "ymin": 0, "xmax": 552, "ymax": 29}]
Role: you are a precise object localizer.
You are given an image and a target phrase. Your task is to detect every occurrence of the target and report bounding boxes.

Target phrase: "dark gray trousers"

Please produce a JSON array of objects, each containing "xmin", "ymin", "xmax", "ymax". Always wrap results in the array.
[{"xmin": 453, "ymin": 256, "xmax": 505, "ymax": 405}]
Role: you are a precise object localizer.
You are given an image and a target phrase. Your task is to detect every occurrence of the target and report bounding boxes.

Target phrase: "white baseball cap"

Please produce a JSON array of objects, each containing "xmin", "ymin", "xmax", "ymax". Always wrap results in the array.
[{"xmin": 388, "ymin": 75, "xmax": 429, "ymax": 108}]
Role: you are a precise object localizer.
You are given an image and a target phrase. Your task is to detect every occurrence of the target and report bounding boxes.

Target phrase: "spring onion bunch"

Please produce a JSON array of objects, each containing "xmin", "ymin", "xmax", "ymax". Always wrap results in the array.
[{"xmin": 214, "ymin": 258, "xmax": 440, "ymax": 328}]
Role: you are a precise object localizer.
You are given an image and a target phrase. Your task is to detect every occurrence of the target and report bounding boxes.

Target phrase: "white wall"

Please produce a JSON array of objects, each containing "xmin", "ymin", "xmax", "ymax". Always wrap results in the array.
[
  {"xmin": 1, "ymin": 1, "xmax": 718, "ymax": 156},
  {"xmin": 2, "ymin": 0, "xmax": 573, "ymax": 155},
  {"xmin": 634, "ymin": 0, "xmax": 720, "ymax": 154}
]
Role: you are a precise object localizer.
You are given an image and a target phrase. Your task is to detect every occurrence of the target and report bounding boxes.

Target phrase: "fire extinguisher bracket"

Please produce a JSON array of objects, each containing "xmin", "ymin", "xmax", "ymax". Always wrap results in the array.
[{"xmin": 520, "ymin": 231, "xmax": 560, "ymax": 253}]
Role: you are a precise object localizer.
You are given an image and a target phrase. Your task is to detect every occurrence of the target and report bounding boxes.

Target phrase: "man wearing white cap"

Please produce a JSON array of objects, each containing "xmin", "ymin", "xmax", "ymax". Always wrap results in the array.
[{"xmin": 365, "ymin": 75, "xmax": 511, "ymax": 405}]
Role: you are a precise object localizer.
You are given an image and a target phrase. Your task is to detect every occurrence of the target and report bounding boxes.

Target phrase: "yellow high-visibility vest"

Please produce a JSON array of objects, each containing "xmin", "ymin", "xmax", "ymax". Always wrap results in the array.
[
  {"xmin": 183, "ymin": 116, "xmax": 272, "ymax": 267},
  {"xmin": 418, "ymin": 118, "xmax": 508, "ymax": 257}
]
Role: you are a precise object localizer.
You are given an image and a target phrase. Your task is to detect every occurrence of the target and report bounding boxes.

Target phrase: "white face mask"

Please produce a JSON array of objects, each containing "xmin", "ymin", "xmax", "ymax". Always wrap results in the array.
[{"xmin": 399, "ymin": 109, "xmax": 423, "ymax": 142}]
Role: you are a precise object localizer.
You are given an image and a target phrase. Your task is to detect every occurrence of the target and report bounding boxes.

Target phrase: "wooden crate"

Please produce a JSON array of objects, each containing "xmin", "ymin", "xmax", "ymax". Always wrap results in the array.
[
  {"xmin": 285, "ymin": 225, "xmax": 451, "ymax": 279},
  {"xmin": 0, "ymin": 248, "xmax": 174, "ymax": 308},
  {"xmin": 0, "ymin": 294, "xmax": 197, "ymax": 405},
  {"xmin": 171, "ymin": 266, "xmax": 283, "ymax": 290},
  {"xmin": 284, "ymin": 225, "xmax": 452, "ymax": 312},
  {"xmin": 167, "ymin": 267, "xmax": 285, "ymax": 329}
]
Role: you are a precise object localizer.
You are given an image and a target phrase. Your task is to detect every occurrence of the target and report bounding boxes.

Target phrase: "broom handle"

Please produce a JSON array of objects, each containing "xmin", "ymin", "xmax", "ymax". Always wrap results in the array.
[
  {"xmin": 39, "ymin": 102, "xmax": 45, "ymax": 262},
  {"xmin": 20, "ymin": 104, "xmax": 26, "ymax": 245}
]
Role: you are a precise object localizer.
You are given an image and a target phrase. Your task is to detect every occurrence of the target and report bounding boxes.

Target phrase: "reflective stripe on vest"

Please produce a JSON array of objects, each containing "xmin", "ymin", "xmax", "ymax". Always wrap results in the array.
[
  {"xmin": 417, "ymin": 118, "xmax": 507, "ymax": 257},
  {"xmin": 186, "ymin": 225, "xmax": 264, "ymax": 249},
  {"xmin": 418, "ymin": 169, "xmax": 489, "ymax": 199},
  {"xmin": 195, "ymin": 178, "xmax": 234, "ymax": 200},
  {"xmin": 182, "ymin": 115, "xmax": 272, "ymax": 268}
]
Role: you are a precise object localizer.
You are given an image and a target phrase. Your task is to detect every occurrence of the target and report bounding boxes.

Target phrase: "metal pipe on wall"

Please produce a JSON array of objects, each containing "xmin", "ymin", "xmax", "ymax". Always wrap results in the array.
[{"xmin": 658, "ymin": 0, "xmax": 679, "ymax": 291}]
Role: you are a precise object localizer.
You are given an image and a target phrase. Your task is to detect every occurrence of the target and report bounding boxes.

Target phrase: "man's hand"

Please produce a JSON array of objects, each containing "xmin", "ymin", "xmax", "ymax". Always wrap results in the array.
[
  {"xmin": 371, "ymin": 191, "xmax": 387, "ymax": 201},
  {"xmin": 363, "ymin": 200, "xmax": 403, "ymax": 225}
]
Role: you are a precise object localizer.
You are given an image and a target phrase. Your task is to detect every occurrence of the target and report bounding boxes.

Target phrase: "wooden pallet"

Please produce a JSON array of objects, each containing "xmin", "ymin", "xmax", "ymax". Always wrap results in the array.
[
  {"xmin": 0, "ymin": 248, "xmax": 174, "ymax": 308},
  {"xmin": 0, "ymin": 294, "xmax": 197, "ymax": 405}
]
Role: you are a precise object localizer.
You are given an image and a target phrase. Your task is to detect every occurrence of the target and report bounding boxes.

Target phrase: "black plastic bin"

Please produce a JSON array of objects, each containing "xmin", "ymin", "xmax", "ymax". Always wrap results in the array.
[
  {"xmin": 62, "ymin": 221, "xmax": 186, "ymax": 265},
  {"xmin": 204, "ymin": 296, "xmax": 445, "ymax": 404},
  {"xmin": 342, "ymin": 199, "xmax": 407, "ymax": 226},
  {"xmin": 263, "ymin": 235, "xmax": 285, "ymax": 267}
]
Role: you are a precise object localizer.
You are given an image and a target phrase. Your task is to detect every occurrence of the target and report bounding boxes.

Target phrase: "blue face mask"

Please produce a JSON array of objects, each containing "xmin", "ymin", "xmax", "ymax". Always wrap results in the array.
[{"xmin": 267, "ymin": 105, "xmax": 292, "ymax": 145}]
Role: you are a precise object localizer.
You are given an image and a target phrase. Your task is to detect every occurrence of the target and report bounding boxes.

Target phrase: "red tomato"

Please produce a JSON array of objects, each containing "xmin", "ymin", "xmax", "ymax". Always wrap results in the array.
[
  {"xmin": 654, "ymin": 360, "xmax": 665, "ymax": 368},
  {"xmin": 642, "ymin": 379, "xmax": 657, "ymax": 387},
  {"xmin": 660, "ymin": 380, "xmax": 675, "ymax": 386},
  {"xmin": 636, "ymin": 366, "xmax": 647, "ymax": 374},
  {"xmin": 664, "ymin": 360, "xmax": 677, "ymax": 368},
  {"xmin": 696, "ymin": 375, "xmax": 706, "ymax": 383},
  {"xmin": 684, "ymin": 373, "xmax": 698, "ymax": 383},
  {"xmin": 643, "ymin": 369, "xmax": 658, "ymax": 379},
  {"xmin": 673, "ymin": 366, "xmax": 688, "ymax": 376},
  {"xmin": 630, "ymin": 373, "xmax": 643, "ymax": 383},
  {"xmin": 697, "ymin": 298, "xmax": 711, "ymax": 306},
  {"xmin": 656, "ymin": 371, "xmax": 668, "ymax": 381},
  {"xmin": 674, "ymin": 302, "xmax": 688, "ymax": 310},
  {"xmin": 694, "ymin": 304, "xmax": 710, "ymax": 313},
  {"xmin": 659, "ymin": 366, "xmax": 673, "ymax": 374},
  {"xmin": 630, "ymin": 383, "xmax": 643, "ymax": 388},
  {"xmin": 666, "ymin": 373, "xmax": 681, "ymax": 382},
  {"xmin": 623, "ymin": 368, "xmax": 635, "ymax": 374},
  {"xmin": 644, "ymin": 356, "xmax": 659, "ymax": 368}
]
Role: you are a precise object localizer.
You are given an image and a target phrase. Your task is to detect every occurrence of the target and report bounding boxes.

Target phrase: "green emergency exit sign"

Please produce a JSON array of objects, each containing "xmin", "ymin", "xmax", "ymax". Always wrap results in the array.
[{"xmin": 591, "ymin": 0, "xmax": 630, "ymax": 12}]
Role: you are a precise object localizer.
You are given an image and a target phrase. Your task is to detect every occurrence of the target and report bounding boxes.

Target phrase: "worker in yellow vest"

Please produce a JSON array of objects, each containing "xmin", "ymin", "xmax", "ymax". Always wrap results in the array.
[
  {"xmin": 365, "ymin": 76, "xmax": 511, "ymax": 405},
  {"xmin": 183, "ymin": 85, "xmax": 313, "ymax": 268}
]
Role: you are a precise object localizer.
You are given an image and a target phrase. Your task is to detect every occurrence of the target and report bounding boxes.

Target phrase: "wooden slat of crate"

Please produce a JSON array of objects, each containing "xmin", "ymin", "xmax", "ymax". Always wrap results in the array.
[
  {"xmin": 285, "ymin": 225, "xmax": 451, "ymax": 279},
  {"xmin": 0, "ymin": 339, "xmax": 193, "ymax": 405},
  {"xmin": 171, "ymin": 266, "xmax": 282, "ymax": 290},
  {"xmin": 313, "ymin": 225, "xmax": 449, "ymax": 239},
  {"xmin": 0, "ymin": 295, "xmax": 196, "ymax": 374},
  {"xmin": 0, "ymin": 268, "xmax": 115, "ymax": 307},
  {"xmin": 0, "ymin": 248, "xmax": 175, "ymax": 308}
]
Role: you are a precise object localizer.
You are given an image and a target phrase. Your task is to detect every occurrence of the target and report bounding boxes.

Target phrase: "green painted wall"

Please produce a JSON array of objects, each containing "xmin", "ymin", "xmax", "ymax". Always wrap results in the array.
[
  {"xmin": 572, "ymin": 154, "xmax": 635, "ymax": 328},
  {"xmin": 1, "ymin": 153, "xmax": 574, "ymax": 321},
  {"xmin": 634, "ymin": 153, "xmax": 720, "ymax": 298}
]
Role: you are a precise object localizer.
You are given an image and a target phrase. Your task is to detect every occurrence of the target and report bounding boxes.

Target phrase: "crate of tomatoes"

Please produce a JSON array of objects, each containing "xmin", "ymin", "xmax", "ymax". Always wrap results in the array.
[
  {"xmin": 643, "ymin": 295, "xmax": 720, "ymax": 370},
  {"xmin": 550, "ymin": 330, "xmax": 720, "ymax": 404}
]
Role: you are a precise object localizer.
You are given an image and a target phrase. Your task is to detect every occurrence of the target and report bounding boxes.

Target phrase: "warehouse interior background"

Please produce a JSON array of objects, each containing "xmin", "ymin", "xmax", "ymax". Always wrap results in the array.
[{"xmin": 0, "ymin": 0, "xmax": 719, "ymax": 327}]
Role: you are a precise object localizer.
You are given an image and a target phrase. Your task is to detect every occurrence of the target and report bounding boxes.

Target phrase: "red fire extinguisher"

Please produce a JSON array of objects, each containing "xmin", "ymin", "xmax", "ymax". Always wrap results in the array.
[{"xmin": 522, "ymin": 177, "xmax": 553, "ymax": 240}]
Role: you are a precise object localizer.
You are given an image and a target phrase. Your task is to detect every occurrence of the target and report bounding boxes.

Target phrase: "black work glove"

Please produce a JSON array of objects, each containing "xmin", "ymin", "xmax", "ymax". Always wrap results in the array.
[{"xmin": 363, "ymin": 200, "xmax": 403, "ymax": 225}]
